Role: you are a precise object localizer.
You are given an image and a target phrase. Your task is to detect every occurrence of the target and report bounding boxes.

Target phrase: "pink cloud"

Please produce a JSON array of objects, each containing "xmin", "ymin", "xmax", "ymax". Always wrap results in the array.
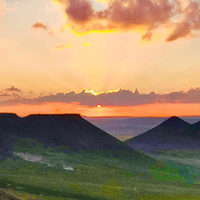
[
  {"xmin": 56, "ymin": 0, "xmax": 200, "ymax": 41},
  {"xmin": 167, "ymin": 1, "xmax": 200, "ymax": 41}
]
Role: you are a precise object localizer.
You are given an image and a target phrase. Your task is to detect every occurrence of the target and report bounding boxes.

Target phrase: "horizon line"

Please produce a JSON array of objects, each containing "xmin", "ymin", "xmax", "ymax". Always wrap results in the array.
[{"xmin": 1, "ymin": 112, "xmax": 200, "ymax": 118}]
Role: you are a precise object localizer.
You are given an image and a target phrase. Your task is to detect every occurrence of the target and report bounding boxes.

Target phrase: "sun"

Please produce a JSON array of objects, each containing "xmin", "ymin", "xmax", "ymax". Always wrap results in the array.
[{"xmin": 97, "ymin": 104, "xmax": 101, "ymax": 108}]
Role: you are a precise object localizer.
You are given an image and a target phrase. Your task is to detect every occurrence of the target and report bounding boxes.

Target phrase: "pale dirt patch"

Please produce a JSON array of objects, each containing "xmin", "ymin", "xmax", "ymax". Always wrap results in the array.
[
  {"xmin": 14, "ymin": 152, "xmax": 45, "ymax": 163},
  {"xmin": 63, "ymin": 165, "xmax": 74, "ymax": 171}
]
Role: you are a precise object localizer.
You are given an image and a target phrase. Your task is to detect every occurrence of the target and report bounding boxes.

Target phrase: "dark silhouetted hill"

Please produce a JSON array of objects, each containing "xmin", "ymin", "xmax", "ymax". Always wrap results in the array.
[
  {"xmin": 125, "ymin": 116, "xmax": 200, "ymax": 152},
  {"xmin": 0, "ymin": 113, "xmax": 131, "ymax": 159}
]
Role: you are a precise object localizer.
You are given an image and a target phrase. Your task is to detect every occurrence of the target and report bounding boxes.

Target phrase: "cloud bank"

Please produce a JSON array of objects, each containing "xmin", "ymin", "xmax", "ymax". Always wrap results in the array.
[
  {"xmin": 2, "ymin": 88, "xmax": 200, "ymax": 107},
  {"xmin": 55, "ymin": 0, "xmax": 200, "ymax": 41}
]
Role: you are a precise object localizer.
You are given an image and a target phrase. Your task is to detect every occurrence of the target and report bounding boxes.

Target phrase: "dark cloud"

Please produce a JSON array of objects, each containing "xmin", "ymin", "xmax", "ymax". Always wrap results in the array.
[
  {"xmin": 61, "ymin": 0, "xmax": 173, "ymax": 33},
  {"xmin": 106, "ymin": 0, "xmax": 173, "ymax": 27},
  {"xmin": 2, "ymin": 88, "xmax": 200, "ymax": 107},
  {"xmin": 32, "ymin": 21, "xmax": 48, "ymax": 30},
  {"xmin": 4, "ymin": 86, "xmax": 21, "ymax": 93},
  {"xmin": 0, "ymin": 86, "xmax": 22, "ymax": 99},
  {"xmin": 56, "ymin": 0, "xmax": 200, "ymax": 41},
  {"xmin": 66, "ymin": 0, "xmax": 94, "ymax": 24}
]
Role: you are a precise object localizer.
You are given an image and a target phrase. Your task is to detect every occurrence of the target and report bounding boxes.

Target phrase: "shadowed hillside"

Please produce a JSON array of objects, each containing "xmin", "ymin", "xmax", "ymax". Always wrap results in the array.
[
  {"xmin": 0, "ymin": 113, "xmax": 131, "ymax": 159},
  {"xmin": 0, "ymin": 187, "xmax": 21, "ymax": 200},
  {"xmin": 125, "ymin": 116, "xmax": 200, "ymax": 152},
  {"xmin": 0, "ymin": 114, "xmax": 200, "ymax": 200}
]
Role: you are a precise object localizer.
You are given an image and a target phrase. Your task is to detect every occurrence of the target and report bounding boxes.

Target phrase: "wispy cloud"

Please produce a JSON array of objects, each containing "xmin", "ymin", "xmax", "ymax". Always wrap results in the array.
[{"xmin": 54, "ymin": 44, "xmax": 72, "ymax": 49}]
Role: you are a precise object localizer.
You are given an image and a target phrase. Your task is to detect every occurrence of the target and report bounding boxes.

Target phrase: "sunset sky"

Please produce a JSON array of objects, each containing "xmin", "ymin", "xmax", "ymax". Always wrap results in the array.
[{"xmin": 1, "ymin": 0, "xmax": 200, "ymax": 116}]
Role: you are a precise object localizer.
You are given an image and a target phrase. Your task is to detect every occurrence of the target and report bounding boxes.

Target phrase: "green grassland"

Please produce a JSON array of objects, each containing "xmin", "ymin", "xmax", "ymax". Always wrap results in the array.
[
  {"xmin": 0, "ymin": 138, "xmax": 200, "ymax": 200},
  {"xmin": 154, "ymin": 149, "xmax": 200, "ymax": 158},
  {"xmin": 147, "ymin": 149, "xmax": 200, "ymax": 170}
]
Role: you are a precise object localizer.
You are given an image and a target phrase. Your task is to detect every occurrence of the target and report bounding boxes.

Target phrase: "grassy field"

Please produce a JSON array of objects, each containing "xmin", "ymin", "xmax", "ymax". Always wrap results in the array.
[
  {"xmin": 147, "ymin": 149, "xmax": 200, "ymax": 170},
  {"xmin": 0, "ymin": 138, "xmax": 200, "ymax": 200}
]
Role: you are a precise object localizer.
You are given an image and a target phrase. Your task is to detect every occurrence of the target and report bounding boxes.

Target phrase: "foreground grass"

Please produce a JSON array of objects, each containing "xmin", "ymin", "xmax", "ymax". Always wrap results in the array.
[
  {"xmin": 0, "ymin": 187, "xmax": 21, "ymax": 200},
  {"xmin": 0, "ymin": 138, "xmax": 199, "ymax": 200}
]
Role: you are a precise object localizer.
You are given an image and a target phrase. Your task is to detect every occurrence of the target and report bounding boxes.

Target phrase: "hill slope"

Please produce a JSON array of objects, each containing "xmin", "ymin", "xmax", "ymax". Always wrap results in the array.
[
  {"xmin": 0, "ymin": 113, "xmax": 131, "ymax": 159},
  {"xmin": 125, "ymin": 116, "xmax": 200, "ymax": 152},
  {"xmin": 0, "ymin": 187, "xmax": 21, "ymax": 200}
]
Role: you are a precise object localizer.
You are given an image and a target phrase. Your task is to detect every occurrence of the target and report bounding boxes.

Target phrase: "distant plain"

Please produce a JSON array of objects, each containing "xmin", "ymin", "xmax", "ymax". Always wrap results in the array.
[{"xmin": 85, "ymin": 116, "xmax": 200, "ymax": 141}]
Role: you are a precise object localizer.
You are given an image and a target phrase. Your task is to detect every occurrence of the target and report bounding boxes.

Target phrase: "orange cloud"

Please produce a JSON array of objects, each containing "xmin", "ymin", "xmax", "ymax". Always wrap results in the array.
[{"xmin": 32, "ymin": 21, "xmax": 48, "ymax": 30}]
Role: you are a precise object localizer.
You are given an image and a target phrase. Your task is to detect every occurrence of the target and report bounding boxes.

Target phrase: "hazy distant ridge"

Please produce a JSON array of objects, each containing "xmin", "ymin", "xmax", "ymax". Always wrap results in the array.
[{"xmin": 125, "ymin": 116, "xmax": 200, "ymax": 152}]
